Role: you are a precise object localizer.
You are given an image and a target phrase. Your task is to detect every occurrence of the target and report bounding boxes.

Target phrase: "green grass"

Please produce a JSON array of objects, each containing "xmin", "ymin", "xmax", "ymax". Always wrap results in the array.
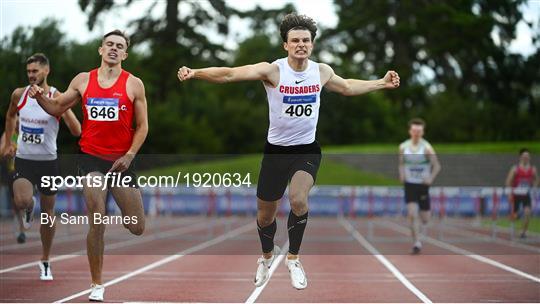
[
  {"xmin": 140, "ymin": 154, "xmax": 399, "ymax": 185},
  {"xmin": 316, "ymin": 158, "xmax": 399, "ymax": 185},
  {"xmin": 484, "ymin": 217, "xmax": 540, "ymax": 234},
  {"xmin": 324, "ymin": 141, "xmax": 540, "ymax": 154}
]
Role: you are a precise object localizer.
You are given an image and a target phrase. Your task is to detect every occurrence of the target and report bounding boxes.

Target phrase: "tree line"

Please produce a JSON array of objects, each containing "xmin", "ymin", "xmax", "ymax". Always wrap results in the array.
[{"xmin": 1, "ymin": 0, "xmax": 538, "ymax": 155}]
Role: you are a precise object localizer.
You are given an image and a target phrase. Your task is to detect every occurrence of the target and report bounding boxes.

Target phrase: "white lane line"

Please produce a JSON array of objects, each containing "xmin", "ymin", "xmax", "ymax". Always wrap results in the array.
[
  {"xmin": 0, "ymin": 218, "xmax": 227, "ymax": 274},
  {"xmin": 55, "ymin": 221, "xmax": 253, "ymax": 303},
  {"xmin": 383, "ymin": 220, "xmax": 540, "ymax": 284},
  {"xmin": 245, "ymin": 240, "xmax": 289, "ymax": 304},
  {"xmin": 340, "ymin": 218, "xmax": 433, "ymax": 304}
]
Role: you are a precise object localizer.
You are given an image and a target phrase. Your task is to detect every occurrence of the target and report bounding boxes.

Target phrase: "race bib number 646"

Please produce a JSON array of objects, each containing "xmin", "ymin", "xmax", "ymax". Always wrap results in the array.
[{"xmin": 87, "ymin": 98, "xmax": 119, "ymax": 121}]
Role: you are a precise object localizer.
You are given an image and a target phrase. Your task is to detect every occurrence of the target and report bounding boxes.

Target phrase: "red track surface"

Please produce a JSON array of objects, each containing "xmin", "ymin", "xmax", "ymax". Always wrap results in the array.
[{"xmin": 1, "ymin": 216, "xmax": 539, "ymax": 303}]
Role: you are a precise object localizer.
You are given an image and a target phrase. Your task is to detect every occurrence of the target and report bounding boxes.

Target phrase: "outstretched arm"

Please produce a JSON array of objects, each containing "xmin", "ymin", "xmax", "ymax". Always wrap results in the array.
[
  {"xmin": 29, "ymin": 73, "xmax": 86, "ymax": 116},
  {"xmin": 177, "ymin": 62, "xmax": 279, "ymax": 86},
  {"xmin": 320, "ymin": 64, "xmax": 400, "ymax": 96}
]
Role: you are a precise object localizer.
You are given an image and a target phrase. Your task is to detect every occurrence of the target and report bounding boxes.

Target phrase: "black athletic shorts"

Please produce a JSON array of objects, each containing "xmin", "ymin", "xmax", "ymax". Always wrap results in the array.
[
  {"xmin": 513, "ymin": 194, "xmax": 531, "ymax": 213},
  {"xmin": 257, "ymin": 141, "xmax": 322, "ymax": 201},
  {"xmin": 404, "ymin": 182, "xmax": 430, "ymax": 211},
  {"xmin": 78, "ymin": 152, "xmax": 139, "ymax": 189},
  {"xmin": 14, "ymin": 157, "xmax": 59, "ymax": 196}
]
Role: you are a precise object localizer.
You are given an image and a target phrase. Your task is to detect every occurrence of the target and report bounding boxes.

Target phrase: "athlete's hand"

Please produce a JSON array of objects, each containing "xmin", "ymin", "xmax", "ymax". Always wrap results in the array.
[
  {"xmin": 28, "ymin": 84, "xmax": 44, "ymax": 98},
  {"xmin": 1, "ymin": 144, "xmax": 16, "ymax": 158},
  {"xmin": 423, "ymin": 177, "xmax": 433, "ymax": 186},
  {"xmin": 109, "ymin": 153, "xmax": 135, "ymax": 173},
  {"xmin": 383, "ymin": 71, "xmax": 400, "ymax": 89},
  {"xmin": 177, "ymin": 66, "xmax": 195, "ymax": 82}
]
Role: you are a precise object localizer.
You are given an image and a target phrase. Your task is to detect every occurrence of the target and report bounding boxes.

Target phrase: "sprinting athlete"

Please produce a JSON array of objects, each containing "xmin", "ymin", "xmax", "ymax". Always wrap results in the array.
[
  {"xmin": 399, "ymin": 118, "xmax": 441, "ymax": 254},
  {"xmin": 28, "ymin": 30, "xmax": 148, "ymax": 302},
  {"xmin": 2, "ymin": 53, "xmax": 81, "ymax": 279},
  {"xmin": 178, "ymin": 13, "xmax": 400, "ymax": 289},
  {"xmin": 505, "ymin": 148, "xmax": 538, "ymax": 239}
]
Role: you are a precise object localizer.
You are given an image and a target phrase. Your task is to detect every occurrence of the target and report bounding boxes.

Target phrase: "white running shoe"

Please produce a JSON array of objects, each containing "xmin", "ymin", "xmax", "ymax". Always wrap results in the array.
[
  {"xmin": 285, "ymin": 258, "xmax": 307, "ymax": 290},
  {"xmin": 89, "ymin": 284, "xmax": 105, "ymax": 302},
  {"xmin": 39, "ymin": 261, "xmax": 53, "ymax": 281},
  {"xmin": 254, "ymin": 245, "xmax": 280, "ymax": 287},
  {"xmin": 22, "ymin": 197, "xmax": 35, "ymax": 230},
  {"xmin": 412, "ymin": 240, "xmax": 422, "ymax": 254}
]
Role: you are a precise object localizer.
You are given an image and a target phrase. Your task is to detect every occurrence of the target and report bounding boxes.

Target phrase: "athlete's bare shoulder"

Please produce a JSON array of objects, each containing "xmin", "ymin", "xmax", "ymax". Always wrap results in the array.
[
  {"xmin": 11, "ymin": 87, "xmax": 27, "ymax": 102},
  {"xmin": 318, "ymin": 62, "xmax": 334, "ymax": 78},
  {"xmin": 70, "ymin": 72, "xmax": 90, "ymax": 93},
  {"xmin": 127, "ymin": 74, "xmax": 144, "ymax": 87},
  {"xmin": 261, "ymin": 62, "xmax": 280, "ymax": 87},
  {"xmin": 126, "ymin": 74, "xmax": 145, "ymax": 101},
  {"xmin": 73, "ymin": 72, "xmax": 90, "ymax": 83},
  {"xmin": 263, "ymin": 62, "xmax": 280, "ymax": 71}
]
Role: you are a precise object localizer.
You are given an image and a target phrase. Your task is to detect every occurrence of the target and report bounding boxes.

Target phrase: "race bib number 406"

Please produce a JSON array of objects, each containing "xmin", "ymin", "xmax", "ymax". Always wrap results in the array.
[
  {"xmin": 87, "ymin": 98, "xmax": 119, "ymax": 121},
  {"xmin": 281, "ymin": 94, "xmax": 317, "ymax": 118},
  {"xmin": 21, "ymin": 125, "xmax": 44, "ymax": 144}
]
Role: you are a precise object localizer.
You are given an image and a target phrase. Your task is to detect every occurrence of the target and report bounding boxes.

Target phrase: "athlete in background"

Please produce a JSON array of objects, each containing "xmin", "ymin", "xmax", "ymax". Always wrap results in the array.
[
  {"xmin": 2, "ymin": 53, "xmax": 81, "ymax": 279},
  {"xmin": 505, "ymin": 148, "xmax": 538, "ymax": 239},
  {"xmin": 399, "ymin": 118, "xmax": 441, "ymax": 254}
]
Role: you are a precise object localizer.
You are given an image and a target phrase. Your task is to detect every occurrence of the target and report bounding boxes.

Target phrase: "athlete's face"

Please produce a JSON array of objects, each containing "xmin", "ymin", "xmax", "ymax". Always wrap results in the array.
[
  {"xmin": 26, "ymin": 62, "xmax": 49, "ymax": 86},
  {"xmin": 520, "ymin": 152, "xmax": 530, "ymax": 164},
  {"xmin": 99, "ymin": 35, "xmax": 128, "ymax": 65},
  {"xmin": 283, "ymin": 30, "xmax": 313, "ymax": 60},
  {"xmin": 409, "ymin": 124, "xmax": 424, "ymax": 141}
]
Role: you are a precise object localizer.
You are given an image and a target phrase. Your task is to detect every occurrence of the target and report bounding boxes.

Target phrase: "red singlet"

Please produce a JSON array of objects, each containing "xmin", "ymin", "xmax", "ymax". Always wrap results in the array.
[{"xmin": 80, "ymin": 69, "xmax": 134, "ymax": 161}]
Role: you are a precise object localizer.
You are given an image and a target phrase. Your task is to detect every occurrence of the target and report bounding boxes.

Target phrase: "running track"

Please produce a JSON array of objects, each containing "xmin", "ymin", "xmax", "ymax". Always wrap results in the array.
[{"xmin": 0, "ymin": 216, "xmax": 538, "ymax": 303}]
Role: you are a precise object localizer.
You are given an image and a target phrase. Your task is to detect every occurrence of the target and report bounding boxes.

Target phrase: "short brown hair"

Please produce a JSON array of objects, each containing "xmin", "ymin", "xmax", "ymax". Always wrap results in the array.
[
  {"xmin": 26, "ymin": 53, "xmax": 49, "ymax": 66},
  {"xmin": 103, "ymin": 30, "xmax": 130, "ymax": 48},
  {"xmin": 519, "ymin": 148, "xmax": 529, "ymax": 155},
  {"xmin": 279, "ymin": 13, "xmax": 317, "ymax": 42},
  {"xmin": 408, "ymin": 118, "xmax": 426, "ymax": 128}
]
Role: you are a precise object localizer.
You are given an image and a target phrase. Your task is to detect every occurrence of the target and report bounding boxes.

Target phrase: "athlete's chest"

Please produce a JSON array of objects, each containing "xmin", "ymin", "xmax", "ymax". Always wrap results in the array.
[{"xmin": 19, "ymin": 100, "xmax": 55, "ymax": 123}]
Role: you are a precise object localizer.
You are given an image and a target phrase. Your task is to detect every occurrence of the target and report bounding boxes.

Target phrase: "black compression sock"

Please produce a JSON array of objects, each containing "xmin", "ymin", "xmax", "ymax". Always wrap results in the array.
[
  {"xmin": 287, "ymin": 211, "xmax": 308, "ymax": 255},
  {"xmin": 257, "ymin": 219, "xmax": 277, "ymax": 254}
]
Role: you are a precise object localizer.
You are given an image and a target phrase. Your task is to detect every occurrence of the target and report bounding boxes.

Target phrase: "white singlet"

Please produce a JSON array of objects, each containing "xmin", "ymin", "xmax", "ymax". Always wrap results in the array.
[
  {"xmin": 264, "ymin": 58, "xmax": 322, "ymax": 146},
  {"xmin": 16, "ymin": 86, "xmax": 59, "ymax": 161},
  {"xmin": 400, "ymin": 138, "xmax": 433, "ymax": 184}
]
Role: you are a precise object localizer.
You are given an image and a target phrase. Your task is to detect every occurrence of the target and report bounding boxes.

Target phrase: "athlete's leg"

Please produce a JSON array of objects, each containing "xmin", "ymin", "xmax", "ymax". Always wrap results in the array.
[
  {"xmin": 287, "ymin": 170, "xmax": 313, "ymax": 259},
  {"xmin": 12, "ymin": 178, "xmax": 34, "ymax": 210},
  {"xmin": 83, "ymin": 172, "xmax": 108, "ymax": 285},
  {"xmin": 521, "ymin": 206, "xmax": 531, "ymax": 236},
  {"xmin": 257, "ymin": 199, "xmax": 279, "ymax": 259},
  {"xmin": 39, "ymin": 194, "xmax": 56, "ymax": 261},
  {"xmin": 407, "ymin": 202, "xmax": 420, "ymax": 243},
  {"xmin": 419, "ymin": 210, "xmax": 431, "ymax": 237},
  {"xmin": 256, "ymin": 152, "xmax": 287, "ymax": 259},
  {"xmin": 109, "ymin": 186, "xmax": 145, "ymax": 235}
]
